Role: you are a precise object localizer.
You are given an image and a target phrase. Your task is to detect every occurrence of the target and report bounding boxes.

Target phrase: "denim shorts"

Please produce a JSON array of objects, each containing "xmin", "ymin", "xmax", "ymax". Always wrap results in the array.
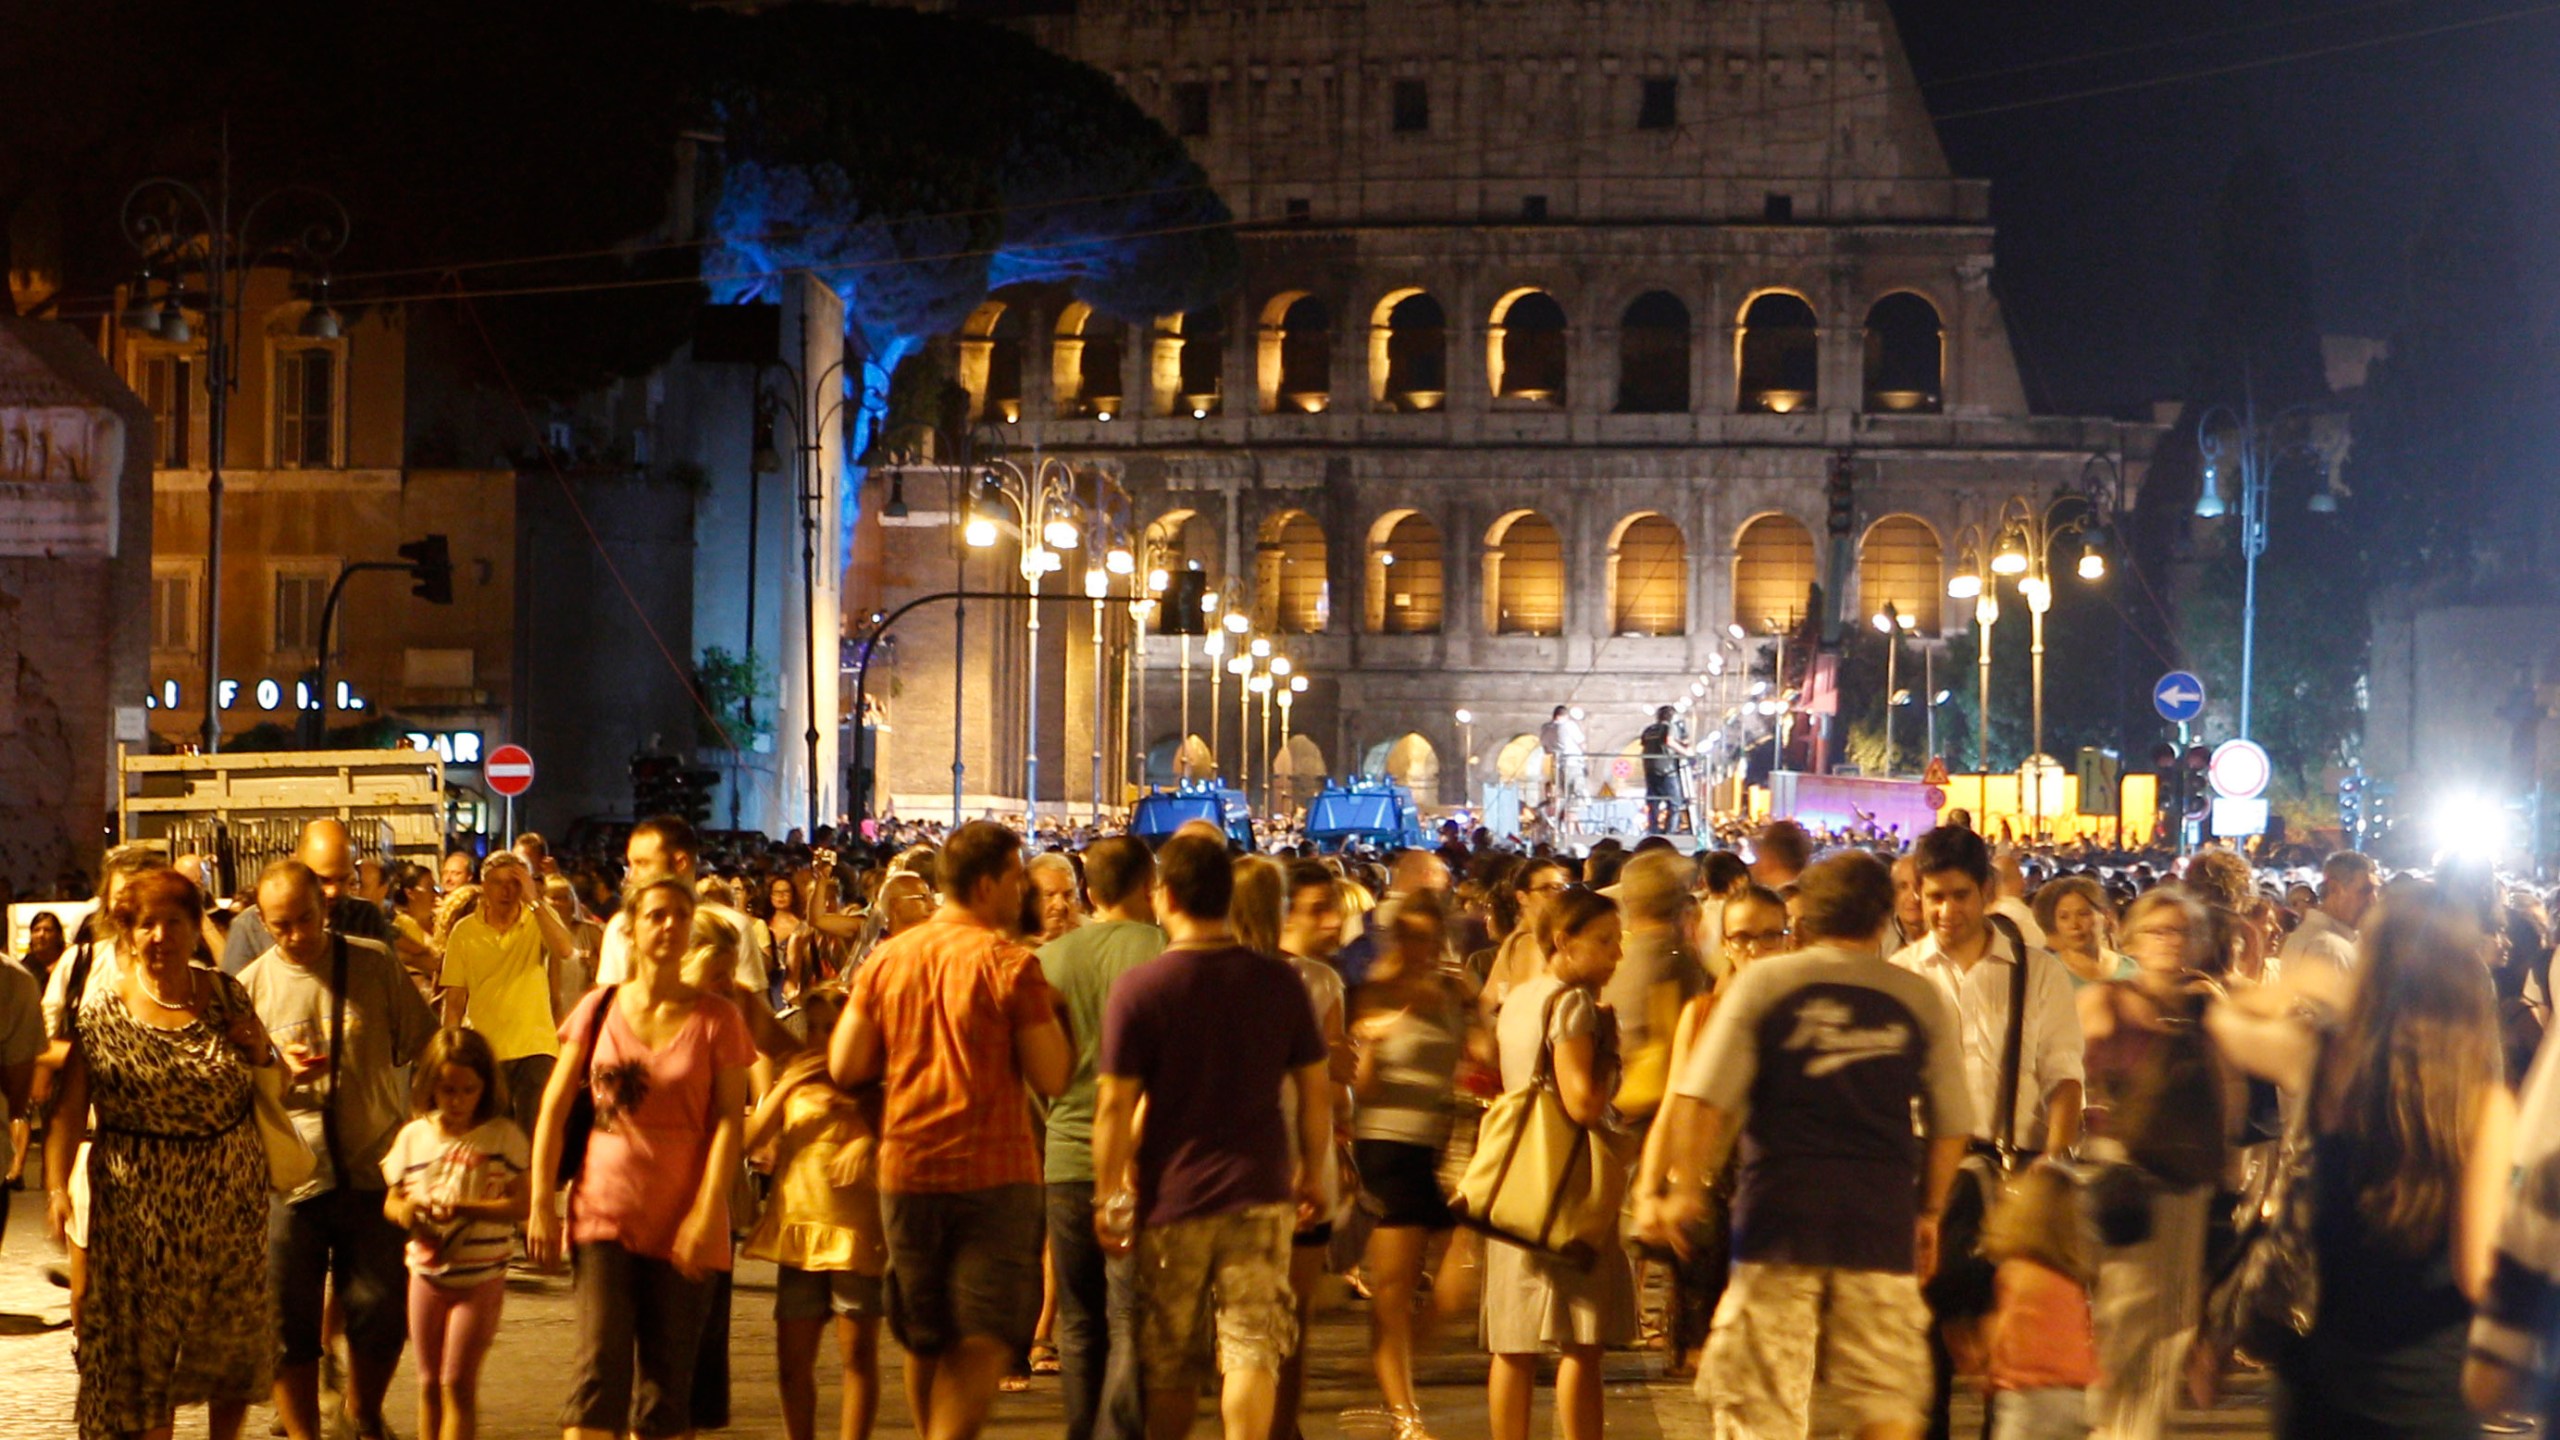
[
  {"xmin": 774, "ymin": 1264, "xmax": 886, "ymax": 1322},
  {"xmin": 880, "ymin": 1183, "xmax": 1044, "ymax": 1357}
]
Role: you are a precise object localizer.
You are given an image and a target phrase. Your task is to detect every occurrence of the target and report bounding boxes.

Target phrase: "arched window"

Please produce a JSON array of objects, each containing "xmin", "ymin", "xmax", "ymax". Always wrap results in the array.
[
  {"xmin": 1863, "ymin": 293, "xmax": 1943, "ymax": 413},
  {"xmin": 1736, "ymin": 292, "xmax": 1819, "ymax": 413},
  {"xmin": 1145, "ymin": 509, "xmax": 1221, "ymax": 592},
  {"xmin": 1858, "ymin": 515, "xmax": 1943, "ymax": 634},
  {"xmin": 1272, "ymin": 734, "xmax": 1327, "ymax": 813},
  {"xmin": 1254, "ymin": 509, "xmax": 1329, "ymax": 633},
  {"xmin": 1489, "ymin": 289, "xmax": 1567, "ymax": 405},
  {"xmin": 1370, "ymin": 289, "xmax": 1447, "ymax": 411},
  {"xmin": 1484, "ymin": 509, "xmax": 1565, "ymax": 636},
  {"xmin": 1733, "ymin": 513, "xmax": 1817, "ymax": 632},
  {"xmin": 1615, "ymin": 291, "xmax": 1690, "ymax": 413},
  {"xmin": 1165, "ymin": 306, "xmax": 1224, "ymax": 417},
  {"xmin": 1053, "ymin": 302, "xmax": 1125, "ymax": 419},
  {"xmin": 1260, "ymin": 292, "xmax": 1332, "ymax": 413},
  {"xmin": 1365, "ymin": 510, "xmax": 1443, "ymax": 634},
  {"xmin": 959, "ymin": 300, "xmax": 1024, "ymax": 424},
  {"xmin": 1609, "ymin": 512, "xmax": 1686, "ymax": 635},
  {"xmin": 1363, "ymin": 732, "xmax": 1441, "ymax": 797}
]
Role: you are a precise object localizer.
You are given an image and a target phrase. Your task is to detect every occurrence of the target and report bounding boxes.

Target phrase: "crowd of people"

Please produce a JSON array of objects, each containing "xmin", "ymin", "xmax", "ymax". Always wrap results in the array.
[{"xmin": 9, "ymin": 806, "xmax": 2560, "ymax": 1440}]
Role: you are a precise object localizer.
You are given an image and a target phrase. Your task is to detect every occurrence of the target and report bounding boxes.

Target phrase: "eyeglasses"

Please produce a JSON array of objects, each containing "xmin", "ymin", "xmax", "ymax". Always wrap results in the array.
[
  {"xmin": 1524, "ymin": 881, "xmax": 1570, "ymax": 896},
  {"xmin": 1726, "ymin": 927, "xmax": 1791, "ymax": 949}
]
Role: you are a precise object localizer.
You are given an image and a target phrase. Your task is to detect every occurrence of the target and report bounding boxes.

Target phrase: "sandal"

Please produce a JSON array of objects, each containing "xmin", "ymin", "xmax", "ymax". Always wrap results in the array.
[
  {"xmin": 1030, "ymin": 1344, "xmax": 1062, "ymax": 1376},
  {"xmin": 998, "ymin": 1373, "xmax": 1033, "ymax": 1394}
]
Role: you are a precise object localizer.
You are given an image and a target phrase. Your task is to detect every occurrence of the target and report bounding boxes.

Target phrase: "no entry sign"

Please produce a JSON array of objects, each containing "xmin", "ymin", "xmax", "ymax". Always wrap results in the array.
[
  {"xmin": 484, "ymin": 743, "xmax": 535, "ymax": 797},
  {"xmin": 2208, "ymin": 739, "xmax": 2270, "ymax": 801}
]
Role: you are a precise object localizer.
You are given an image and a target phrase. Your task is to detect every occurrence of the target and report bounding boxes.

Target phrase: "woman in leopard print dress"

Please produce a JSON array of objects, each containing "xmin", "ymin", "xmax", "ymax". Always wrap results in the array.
[{"xmin": 46, "ymin": 869, "xmax": 276, "ymax": 1440}]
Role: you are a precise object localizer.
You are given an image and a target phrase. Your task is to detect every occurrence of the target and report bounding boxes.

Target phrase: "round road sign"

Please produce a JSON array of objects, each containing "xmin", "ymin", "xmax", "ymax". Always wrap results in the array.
[
  {"xmin": 484, "ymin": 743, "xmax": 536, "ymax": 797},
  {"xmin": 2208, "ymin": 739, "xmax": 2270, "ymax": 801}
]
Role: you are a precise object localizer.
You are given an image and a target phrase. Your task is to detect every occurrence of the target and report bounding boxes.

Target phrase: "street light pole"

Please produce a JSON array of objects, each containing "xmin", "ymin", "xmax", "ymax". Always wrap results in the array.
[
  {"xmin": 2196, "ymin": 380, "xmax": 2337, "ymax": 744},
  {"xmin": 970, "ymin": 455, "xmax": 1083, "ymax": 829},
  {"xmin": 120, "ymin": 144, "xmax": 349, "ymax": 754}
]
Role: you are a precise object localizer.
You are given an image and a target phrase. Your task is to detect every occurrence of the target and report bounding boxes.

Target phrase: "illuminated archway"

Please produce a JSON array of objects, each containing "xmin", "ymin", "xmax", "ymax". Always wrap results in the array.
[
  {"xmin": 1859, "ymin": 514, "xmax": 1944, "ymax": 633},
  {"xmin": 1608, "ymin": 512, "xmax": 1686, "ymax": 636},
  {"xmin": 958, "ymin": 299, "xmax": 1024, "ymax": 423},
  {"xmin": 1483, "ymin": 509, "xmax": 1565, "ymax": 635},
  {"xmin": 1488, "ymin": 288, "xmax": 1567, "ymax": 404},
  {"xmin": 1254, "ymin": 509, "xmax": 1329, "ymax": 633},
  {"xmin": 1258, "ymin": 291, "xmax": 1332, "ymax": 413},
  {"xmin": 1365, "ymin": 510, "xmax": 1443, "ymax": 634},
  {"xmin": 1363, "ymin": 732, "xmax": 1441, "ymax": 797},
  {"xmin": 1736, "ymin": 291, "xmax": 1819, "ymax": 413},
  {"xmin": 1732, "ymin": 513, "xmax": 1817, "ymax": 632},
  {"xmin": 1151, "ymin": 306, "xmax": 1225, "ymax": 417},
  {"xmin": 1369, "ymin": 288, "xmax": 1447, "ymax": 411},
  {"xmin": 1052, "ymin": 301, "xmax": 1126, "ymax": 419}
]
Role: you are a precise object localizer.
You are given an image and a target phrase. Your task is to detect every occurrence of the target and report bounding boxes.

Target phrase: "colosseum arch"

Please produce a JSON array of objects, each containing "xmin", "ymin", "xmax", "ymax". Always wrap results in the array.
[
  {"xmin": 1253, "ymin": 508, "xmax": 1329, "ymax": 634},
  {"xmin": 1483, "ymin": 509, "xmax": 1565, "ymax": 636},
  {"xmin": 1858, "ymin": 514, "xmax": 1944, "ymax": 634},
  {"xmin": 1732, "ymin": 512, "xmax": 1817, "ymax": 633},
  {"xmin": 1144, "ymin": 507, "xmax": 1221, "ymax": 592},
  {"xmin": 1863, "ymin": 292, "xmax": 1944, "ymax": 414},
  {"xmin": 1615, "ymin": 290, "xmax": 1691, "ymax": 414},
  {"xmin": 1487, "ymin": 288, "xmax": 1568, "ymax": 406},
  {"xmin": 1258, "ymin": 291, "xmax": 1332, "ymax": 414},
  {"xmin": 1608, "ymin": 512, "xmax": 1687, "ymax": 636},
  {"xmin": 1736, "ymin": 290, "xmax": 1820, "ymax": 414},
  {"xmin": 1051, "ymin": 301, "xmax": 1126, "ymax": 419},
  {"xmin": 1271, "ymin": 734, "xmax": 1327, "ymax": 813},
  {"xmin": 1365, "ymin": 509, "xmax": 1444, "ymax": 634},
  {"xmin": 1364, "ymin": 732, "xmax": 1441, "ymax": 797},
  {"xmin": 957, "ymin": 299, "xmax": 1025, "ymax": 424},
  {"xmin": 1368, "ymin": 288, "xmax": 1449, "ymax": 412},
  {"xmin": 1151, "ymin": 306, "xmax": 1225, "ymax": 418}
]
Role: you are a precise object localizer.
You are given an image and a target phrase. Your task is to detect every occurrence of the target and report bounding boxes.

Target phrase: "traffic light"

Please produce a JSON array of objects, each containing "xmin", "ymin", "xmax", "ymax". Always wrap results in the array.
[
  {"xmin": 630, "ymin": 752, "xmax": 681, "ymax": 817},
  {"xmin": 1825, "ymin": 452, "xmax": 1857, "ymax": 537},
  {"xmin": 399, "ymin": 534, "xmax": 453, "ymax": 605},
  {"xmin": 2338, "ymin": 773, "xmax": 2364, "ymax": 842},
  {"xmin": 677, "ymin": 766, "xmax": 721, "ymax": 826}
]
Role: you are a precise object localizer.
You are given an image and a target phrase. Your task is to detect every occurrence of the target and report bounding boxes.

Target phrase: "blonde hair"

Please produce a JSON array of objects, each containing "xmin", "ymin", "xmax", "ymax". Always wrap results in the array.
[
  {"xmin": 1231, "ymin": 856, "xmax": 1285, "ymax": 958},
  {"xmin": 1981, "ymin": 1162, "xmax": 2090, "ymax": 1286},
  {"xmin": 681, "ymin": 907, "xmax": 743, "ymax": 992}
]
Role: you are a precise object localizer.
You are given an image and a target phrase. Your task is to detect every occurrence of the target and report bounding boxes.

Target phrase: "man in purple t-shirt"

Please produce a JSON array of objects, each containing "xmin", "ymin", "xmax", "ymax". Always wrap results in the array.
[{"xmin": 1093, "ymin": 833, "xmax": 1330, "ymax": 1440}]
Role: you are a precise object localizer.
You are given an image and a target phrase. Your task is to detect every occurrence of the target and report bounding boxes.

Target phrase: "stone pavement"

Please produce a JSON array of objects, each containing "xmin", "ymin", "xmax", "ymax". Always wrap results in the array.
[{"xmin": 1, "ymin": 1192, "xmax": 2289, "ymax": 1437}]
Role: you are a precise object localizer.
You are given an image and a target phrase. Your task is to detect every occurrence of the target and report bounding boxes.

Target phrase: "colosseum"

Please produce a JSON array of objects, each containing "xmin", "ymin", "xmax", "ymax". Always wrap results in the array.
[{"xmin": 856, "ymin": 0, "xmax": 2155, "ymax": 826}]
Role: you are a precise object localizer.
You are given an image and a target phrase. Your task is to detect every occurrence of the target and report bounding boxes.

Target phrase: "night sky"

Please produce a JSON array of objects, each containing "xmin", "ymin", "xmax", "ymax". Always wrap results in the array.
[{"xmin": 1887, "ymin": 0, "xmax": 2560, "ymax": 416}]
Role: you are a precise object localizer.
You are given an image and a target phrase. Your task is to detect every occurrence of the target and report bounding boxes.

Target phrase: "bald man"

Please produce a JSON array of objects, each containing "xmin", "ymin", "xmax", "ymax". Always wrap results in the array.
[{"xmin": 222, "ymin": 819, "xmax": 399, "ymax": 974}]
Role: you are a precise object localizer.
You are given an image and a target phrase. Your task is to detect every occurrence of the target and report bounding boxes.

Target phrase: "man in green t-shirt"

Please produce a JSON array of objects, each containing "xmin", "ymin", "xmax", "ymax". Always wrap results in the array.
[{"xmin": 1036, "ymin": 836, "xmax": 1165, "ymax": 1440}]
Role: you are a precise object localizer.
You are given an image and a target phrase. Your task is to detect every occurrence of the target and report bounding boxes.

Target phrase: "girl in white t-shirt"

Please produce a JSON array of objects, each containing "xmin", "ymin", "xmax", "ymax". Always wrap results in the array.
[{"xmin": 381, "ymin": 1027, "xmax": 530, "ymax": 1440}]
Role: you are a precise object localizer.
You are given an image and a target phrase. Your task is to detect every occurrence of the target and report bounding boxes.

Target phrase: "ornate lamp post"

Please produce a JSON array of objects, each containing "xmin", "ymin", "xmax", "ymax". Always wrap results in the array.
[
  {"xmin": 1080, "ymin": 479, "xmax": 1136, "ymax": 821},
  {"xmin": 968, "ymin": 456, "xmax": 1082, "ymax": 827},
  {"xmin": 1870, "ymin": 600, "xmax": 1917, "ymax": 776},
  {"xmin": 2195, "ymin": 390, "xmax": 2342, "ymax": 742},
  {"xmin": 119, "ymin": 151, "xmax": 349, "ymax": 753}
]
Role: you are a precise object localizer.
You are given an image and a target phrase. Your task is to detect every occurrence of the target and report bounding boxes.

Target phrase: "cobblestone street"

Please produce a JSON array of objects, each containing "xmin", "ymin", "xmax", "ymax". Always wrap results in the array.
[{"xmin": 0, "ymin": 1194, "xmax": 2295, "ymax": 1439}]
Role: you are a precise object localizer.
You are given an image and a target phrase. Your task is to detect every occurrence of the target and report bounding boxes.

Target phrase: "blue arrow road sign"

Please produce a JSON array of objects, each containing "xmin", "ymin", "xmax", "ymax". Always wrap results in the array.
[{"xmin": 2153, "ymin": 671, "xmax": 2207, "ymax": 723}]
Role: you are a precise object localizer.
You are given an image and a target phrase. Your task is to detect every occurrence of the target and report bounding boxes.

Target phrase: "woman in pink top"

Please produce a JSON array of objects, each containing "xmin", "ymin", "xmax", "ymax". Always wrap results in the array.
[
  {"xmin": 529, "ymin": 880, "xmax": 756, "ymax": 1440},
  {"xmin": 1978, "ymin": 1163, "xmax": 2099, "ymax": 1440}
]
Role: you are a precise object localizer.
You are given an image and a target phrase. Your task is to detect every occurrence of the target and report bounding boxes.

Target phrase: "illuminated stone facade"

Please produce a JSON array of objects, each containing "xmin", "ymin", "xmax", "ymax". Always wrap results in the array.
[{"xmin": 858, "ymin": 0, "xmax": 2157, "ymax": 816}]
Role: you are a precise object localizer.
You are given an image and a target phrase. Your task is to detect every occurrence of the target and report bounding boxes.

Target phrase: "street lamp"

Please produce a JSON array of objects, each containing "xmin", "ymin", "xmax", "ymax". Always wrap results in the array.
[
  {"xmin": 1455, "ymin": 708, "xmax": 1475, "ymax": 809},
  {"xmin": 2195, "ymin": 387, "xmax": 2343, "ymax": 741},
  {"xmin": 1278, "ymin": 673, "xmax": 1307, "ymax": 807},
  {"xmin": 974, "ymin": 456, "xmax": 1082, "ymax": 827},
  {"xmin": 1227, "ymin": 651, "xmax": 1252, "ymax": 795},
  {"xmin": 119, "ymin": 150, "xmax": 349, "ymax": 753},
  {"xmin": 1871, "ymin": 601, "xmax": 1916, "ymax": 775},
  {"xmin": 758, "ymin": 349, "xmax": 858, "ymax": 837},
  {"xmin": 1081, "ymin": 476, "xmax": 1137, "ymax": 821}
]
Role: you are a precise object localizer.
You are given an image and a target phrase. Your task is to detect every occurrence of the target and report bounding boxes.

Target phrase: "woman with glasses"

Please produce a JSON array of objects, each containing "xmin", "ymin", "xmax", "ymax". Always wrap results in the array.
[
  {"xmin": 1477, "ymin": 861, "xmax": 1573, "ymax": 1024},
  {"xmin": 1630, "ymin": 884, "xmax": 1791, "ymax": 1376}
]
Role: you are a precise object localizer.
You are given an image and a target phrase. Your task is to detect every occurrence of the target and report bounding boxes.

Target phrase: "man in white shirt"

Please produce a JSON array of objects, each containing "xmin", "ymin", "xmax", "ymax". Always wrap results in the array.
[
  {"xmin": 2271, "ymin": 849, "xmax": 2377, "ymax": 1007},
  {"xmin": 593, "ymin": 814, "xmax": 768, "ymax": 993},
  {"xmin": 1888, "ymin": 826, "xmax": 2083, "ymax": 1156},
  {"xmin": 1539, "ymin": 706, "xmax": 1587, "ymax": 833}
]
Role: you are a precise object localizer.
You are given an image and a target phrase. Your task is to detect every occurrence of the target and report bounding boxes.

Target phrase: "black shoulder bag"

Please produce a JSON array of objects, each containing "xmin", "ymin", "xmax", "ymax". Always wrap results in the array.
[{"xmin": 553, "ymin": 987, "xmax": 613, "ymax": 1186}]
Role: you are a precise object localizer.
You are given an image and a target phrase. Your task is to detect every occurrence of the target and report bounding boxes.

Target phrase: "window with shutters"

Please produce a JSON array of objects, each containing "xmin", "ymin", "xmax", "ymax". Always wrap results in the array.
[
  {"xmin": 273, "ymin": 346, "xmax": 340, "ymax": 468},
  {"xmin": 151, "ymin": 566, "xmax": 199, "ymax": 653},
  {"xmin": 272, "ymin": 567, "xmax": 333, "ymax": 657},
  {"xmin": 136, "ymin": 352, "xmax": 195, "ymax": 467}
]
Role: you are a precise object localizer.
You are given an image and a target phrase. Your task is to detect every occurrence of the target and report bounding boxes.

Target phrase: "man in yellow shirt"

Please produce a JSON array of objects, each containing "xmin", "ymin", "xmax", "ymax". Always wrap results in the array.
[{"xmin": 439, "ymin": 850, "xmax": 576, "ymax": 1125}]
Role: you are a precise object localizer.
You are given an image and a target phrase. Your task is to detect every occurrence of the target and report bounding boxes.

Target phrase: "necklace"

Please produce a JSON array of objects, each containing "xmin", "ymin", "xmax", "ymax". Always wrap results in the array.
[{"xmin": 137, "ymin": 966, "xmax": 197, "ymax": 1011}]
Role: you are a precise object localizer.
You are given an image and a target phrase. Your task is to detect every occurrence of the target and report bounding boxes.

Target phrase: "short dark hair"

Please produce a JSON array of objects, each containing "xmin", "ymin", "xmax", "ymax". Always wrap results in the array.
[
  {"xmin": 1538, "ymin": 886, "xmax": 1618, "ymax": 954},
  {"xmin": 631, "ymin": 814, "xmax": 699, "ymax": 863},
  {"xmin": 1792, "ymin": 851, "xmax": 1895, "ymax": 942},
  {"xmin": 1701, "ymin": 850, "xmax": 1750, "ymax": 892},
  {"xmin": 1910, "ymin": 824, "xmax": 1991, "ymax": 886},
  {"xmin": 938, "ymin": 820, "xmax": 1022, "ymax": 903},
  {"xmin": 1285, "ymin": 858, "xmax": 1338, "ymax": 902},
  {"xmin": 1082, "ymin": 836, "xmax": 1155, "ymax": 909},
  {"xmin": 1155, "ymin": 832, "xmax": 1234, "ymax": 921},
  {"xmin": 1756, "ymin": 820, "xmax": 1812, "ymax": 872}
]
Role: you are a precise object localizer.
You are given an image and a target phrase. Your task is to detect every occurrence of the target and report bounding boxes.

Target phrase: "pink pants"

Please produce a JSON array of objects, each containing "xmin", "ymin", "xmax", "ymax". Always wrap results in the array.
[{"xmin": 409, "ymin": 1273, "xmax": 507, "ymax": 1387}]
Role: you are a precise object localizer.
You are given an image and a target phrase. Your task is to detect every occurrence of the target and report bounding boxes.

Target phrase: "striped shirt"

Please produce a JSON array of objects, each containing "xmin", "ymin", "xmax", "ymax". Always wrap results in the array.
[{"xmin": 380, "ymin": 1116, "xmax": 530, "ymax": 1288}]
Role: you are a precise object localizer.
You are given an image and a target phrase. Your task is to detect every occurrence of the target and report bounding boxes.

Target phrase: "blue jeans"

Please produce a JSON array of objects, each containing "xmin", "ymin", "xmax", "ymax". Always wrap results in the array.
[{"xmin": 1047, "ymin": 1182, "xmax": 1143, "ymax": 1440}]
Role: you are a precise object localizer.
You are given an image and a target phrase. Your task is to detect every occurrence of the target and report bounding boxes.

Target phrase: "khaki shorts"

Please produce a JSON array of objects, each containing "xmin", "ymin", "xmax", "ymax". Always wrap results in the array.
[
  {"xmin": 1701, "ymin": 1262, "xmax": 1933, "ymax": 1438},
  {"xmin": 1134, "ymin": 1202, "xmax": 1297, "ymax": 1389}
]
